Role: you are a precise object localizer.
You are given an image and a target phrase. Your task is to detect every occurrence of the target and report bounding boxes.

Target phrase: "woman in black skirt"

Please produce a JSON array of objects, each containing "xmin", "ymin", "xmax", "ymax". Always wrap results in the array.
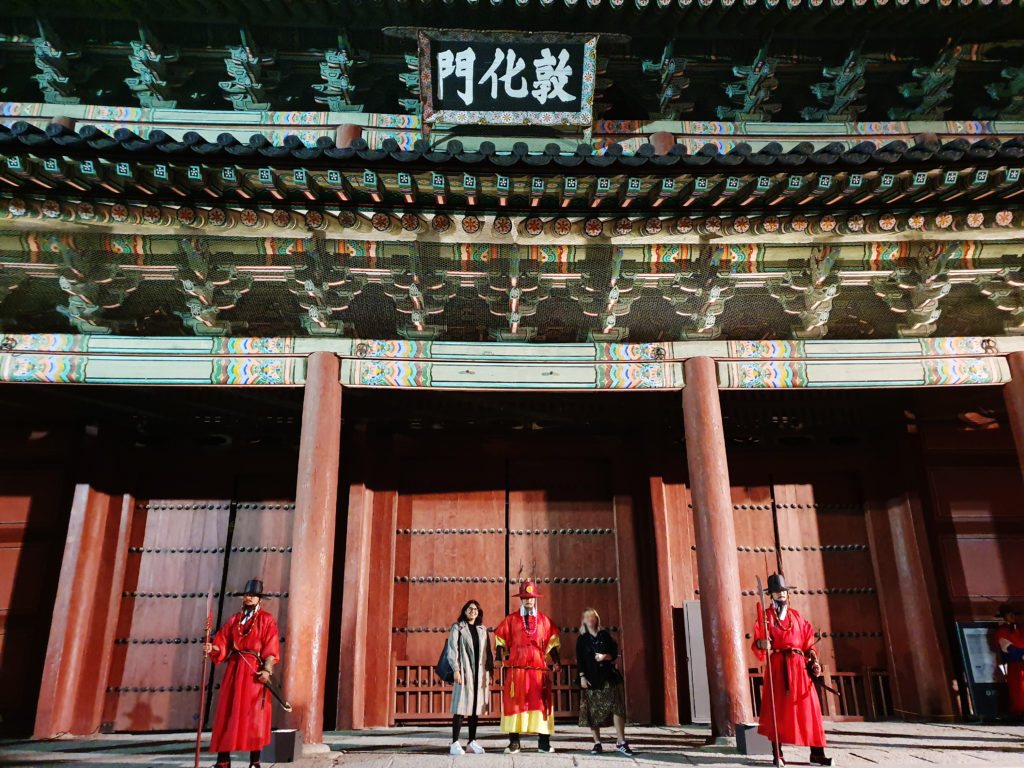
[{"xmin": 576, "ymin": 608, "xmax": 633, "ymax": 755}]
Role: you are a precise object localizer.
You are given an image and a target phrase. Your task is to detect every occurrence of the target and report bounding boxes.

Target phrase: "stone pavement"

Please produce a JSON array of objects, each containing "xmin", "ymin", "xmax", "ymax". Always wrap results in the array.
[{"xmin": 1, "ymin": 723, "xmax": 1022, "ymax": 768}]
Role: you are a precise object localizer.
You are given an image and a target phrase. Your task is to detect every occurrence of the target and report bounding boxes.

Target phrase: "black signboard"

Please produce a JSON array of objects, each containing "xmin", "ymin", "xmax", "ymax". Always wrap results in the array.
[
  {"xmin": 955, "ymin": 621, "xmax": 1010, "ymax": 721},
  {"xmin": 419, "ymin": 30, "xmax": 597, "ymax": 127}
]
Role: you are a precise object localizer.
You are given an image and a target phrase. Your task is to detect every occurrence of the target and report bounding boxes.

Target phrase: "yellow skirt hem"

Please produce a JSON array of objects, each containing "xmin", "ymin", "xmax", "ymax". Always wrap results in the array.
[{"xmin": 500, "ymin": 710, "xmax": 554, "ymax": 735}]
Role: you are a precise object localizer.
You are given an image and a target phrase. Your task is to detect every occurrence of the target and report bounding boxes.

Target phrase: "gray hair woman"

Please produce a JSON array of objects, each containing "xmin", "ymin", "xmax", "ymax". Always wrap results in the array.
[
  {"xmin": 448, "ymin": 600, "xmax": 493, "ymax": 755},
  {"xmin": 576, "ymin": 607, "xmax": 633, "ymax": 756}
]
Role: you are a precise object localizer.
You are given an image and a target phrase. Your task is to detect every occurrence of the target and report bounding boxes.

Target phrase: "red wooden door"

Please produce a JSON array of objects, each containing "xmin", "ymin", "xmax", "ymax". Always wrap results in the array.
[
  {"xmin": 391, "ymin": 456, "xmax": 644, "ymax": 722},
  {"xmin": 104, "ymin": 499, "xmax": 230, "ymax": 732},
  {"xmin": 103, "ymin": 497, "xmax": 293, "ymax": 732},
  {"xmin": 391, "ymin": 462, "xmax": 506, "ymax": 720},
  {"xmin": 773, "ymin": 475, "xmax": 887, "ymax": 718},
  {"xmin": 730, "ymin": 481, "xmax": 777, "ymax": 672},
  {"xmin": 508, "ymin": 459, "xmax": 621, "ymax": 719},
  {"xmin": 219, "ymin": 499, "xmax": 293, "ymax": 730}
]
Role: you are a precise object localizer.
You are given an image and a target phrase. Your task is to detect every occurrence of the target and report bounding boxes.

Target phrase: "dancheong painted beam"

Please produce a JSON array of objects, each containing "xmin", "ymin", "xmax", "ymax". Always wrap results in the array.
[{"xmin": 0, "ymin": 333, "xmax": 1020, "ymax": 390}]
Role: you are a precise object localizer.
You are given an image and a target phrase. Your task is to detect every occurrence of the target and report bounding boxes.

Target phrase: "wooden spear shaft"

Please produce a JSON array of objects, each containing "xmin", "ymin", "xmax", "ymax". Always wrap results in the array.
[
  {"xmin": 756, "ymin": 575, "xmax": 782, "ymax": 764},
  {"xmin": 194, "ymin": 588, "xmax": 214, "ymax": 768}
]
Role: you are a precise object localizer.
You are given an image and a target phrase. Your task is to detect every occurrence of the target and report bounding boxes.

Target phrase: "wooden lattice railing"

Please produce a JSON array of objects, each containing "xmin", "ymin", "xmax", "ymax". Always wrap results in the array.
[
  {"xmin": 393, "ymin": 660, "xmax": 581, "ymax": 723},
  {"xmin": 748, "ymin": 668, "xmax": 892, "ymax": 722},
  {"xmin": 393, "ymin": 660, "xmax": 890, "ymax": 724}
]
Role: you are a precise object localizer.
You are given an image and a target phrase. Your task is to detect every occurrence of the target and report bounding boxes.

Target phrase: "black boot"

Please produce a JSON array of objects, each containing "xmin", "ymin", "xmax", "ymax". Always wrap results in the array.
[
  {"xmin": 504, "ymin": 733, "xmax": 521, "ymax": 754},
  {"xmin": 538, "ymin": 733, "xmax": 555, "ymax": 753},
  {"xmin": 810, "ymin": 746, "xmax": 832, "ymax": 766},
  {"xmin": 773, "ymin": 744, "xmax": 785, "ymax": 767}
]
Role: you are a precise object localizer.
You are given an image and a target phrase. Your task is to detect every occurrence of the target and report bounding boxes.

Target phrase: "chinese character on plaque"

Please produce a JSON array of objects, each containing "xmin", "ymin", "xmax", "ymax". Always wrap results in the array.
[{"xmin": 419, "ymin": 30, "xmax": 597, "ymax": 126}]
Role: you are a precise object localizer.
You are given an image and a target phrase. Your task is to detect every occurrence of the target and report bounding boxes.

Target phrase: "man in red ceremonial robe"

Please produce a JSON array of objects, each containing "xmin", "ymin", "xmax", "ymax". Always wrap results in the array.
[
  {"xmin": 494, "ymin": 580, "xmax": 560, "ymax": 753},
  {"xmin": 995, "ymin": 603, "xmax": 1024, "ymax": 716},
  {"xmin": 752, "ymin": 574, "xmax": 832, "ymax": 767},
  {"xmin": 203, "ymin": 579, "xmax": 279, "ymax": 768}
]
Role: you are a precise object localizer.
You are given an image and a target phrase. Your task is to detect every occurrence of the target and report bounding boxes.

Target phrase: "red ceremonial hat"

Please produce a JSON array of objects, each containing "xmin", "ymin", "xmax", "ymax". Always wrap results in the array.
[{"xmin": 516, "ymin": 580, "xmax": 543, "ymax": 599}]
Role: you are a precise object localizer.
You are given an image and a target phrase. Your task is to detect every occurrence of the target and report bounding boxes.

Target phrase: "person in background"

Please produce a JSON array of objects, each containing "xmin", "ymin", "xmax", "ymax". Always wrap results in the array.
[
  {"xmin": 576, "ymin": 607, "xmax": 633, "ymax": 756},
  {"xmin": 447, "ymin": 599, "xmax": 493, "ymax": 755},
  {"xmin": 995, "ymin": 603, "xmax": 1024, "ymax": 717}
]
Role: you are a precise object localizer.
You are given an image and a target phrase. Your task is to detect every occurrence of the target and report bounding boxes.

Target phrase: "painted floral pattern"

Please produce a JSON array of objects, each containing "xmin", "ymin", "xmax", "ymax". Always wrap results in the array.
[
  {"xmin": 644, "ymin": 217, "xmax": 663, "ymax": 235},
  {"xmin": 305, "ymin": 210, "xmax": 325, "ymax": 230}
]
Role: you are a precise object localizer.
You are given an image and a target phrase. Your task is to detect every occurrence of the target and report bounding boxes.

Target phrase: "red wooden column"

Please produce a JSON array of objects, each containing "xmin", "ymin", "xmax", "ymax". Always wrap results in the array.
[
  {"xmin": 283, "ymin": 352, "xmax": 342, "ymax": 747},
  {"xmin": 650, "ymin": 469, "xmax": 696, "ymax": 726},
  {"xmin": 35, "ymin": 487, "xmax": 133, "ymax": 737},
  {"xmin": 682, "ymin": 356, "xmax": 752, "ymax": 738},
  {"xmin": 337, "ymin": 477, "xmax": 373, "ymax": 729},
  {"xmin": 866, "ymin": 489, "xmax": 953, "ymax": 718},
  {"xmin": 338, "ymin": 428, "xmax": 397, "ymax": 729},
  {"xmin": 1004, "ymin": 351, "xmax": 1024, "ymax": 480},
  {"xmin": 613, "ymin": 491, "xmax": 650, "ymax": 723}
]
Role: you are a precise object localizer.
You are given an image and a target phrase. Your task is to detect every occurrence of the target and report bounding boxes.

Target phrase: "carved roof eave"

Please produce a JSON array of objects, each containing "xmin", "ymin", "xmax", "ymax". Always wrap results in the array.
[
  {"xmin": 4, "ymin": 118, "xmax": 1023, "ymax": 172},
  {"xmin": 3, "ymin": 194, "xmax": 1022, "ymax": 246},
  {"xmin": 3, "ymin": 128, "xmax": 1023, "ymax": 224}
]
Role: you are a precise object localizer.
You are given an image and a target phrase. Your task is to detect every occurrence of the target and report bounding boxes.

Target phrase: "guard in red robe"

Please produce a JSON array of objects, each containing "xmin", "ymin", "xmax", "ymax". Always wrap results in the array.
[
  {"xmin": 995, "ymin": 603, "xmax": 1024, "ymax": 716},
  {"xmin": 203, "ymin": 579, "xmax": 280, "ymax": 768},
  {"xmin": 494, "ymin": 580, "xmax": 560, "ymax": 753},
  {"xmin": 752, "ymin": 574, "xmax": 831, "ymax": 767}
]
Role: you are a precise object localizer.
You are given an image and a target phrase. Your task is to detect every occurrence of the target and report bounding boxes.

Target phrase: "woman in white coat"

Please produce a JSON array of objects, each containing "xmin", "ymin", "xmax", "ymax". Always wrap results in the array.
[{"xmin": 447, "ymin": 600, "xmax": 493, "ymax": 755}]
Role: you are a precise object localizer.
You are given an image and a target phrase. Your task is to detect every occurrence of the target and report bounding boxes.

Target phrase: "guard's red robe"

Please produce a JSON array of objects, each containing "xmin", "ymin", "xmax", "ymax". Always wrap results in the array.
[
  {"xmin": 995, "ymin": 622, "xmax": 1024, "ymax": 713},
  {"xmin": 494, "ymin": 611, "xmax": 560, "ymax": 734},
  {"xmin": 752, "ymin": 605, "xmax": 826, "ymax": 748},
  {"xmin": 208, "ymin": 608, "xmax": 280, "ymax": 753}
]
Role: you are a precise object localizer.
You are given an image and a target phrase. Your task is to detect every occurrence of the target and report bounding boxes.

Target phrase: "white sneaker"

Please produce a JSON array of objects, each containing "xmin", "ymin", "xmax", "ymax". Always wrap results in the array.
[
  {"xmin": 466, "ymin": 741, "xmax": 485, "ymax": 754},
  {"xmin": 450, "ymin": 741, "xmax": 466, "ymax": 755}
]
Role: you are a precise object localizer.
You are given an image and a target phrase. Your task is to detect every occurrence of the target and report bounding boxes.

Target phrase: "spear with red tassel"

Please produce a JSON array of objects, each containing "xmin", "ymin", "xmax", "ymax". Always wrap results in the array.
[{"xmin": 194, "ymin": 588, "xmax": 214, "ymax": 768}]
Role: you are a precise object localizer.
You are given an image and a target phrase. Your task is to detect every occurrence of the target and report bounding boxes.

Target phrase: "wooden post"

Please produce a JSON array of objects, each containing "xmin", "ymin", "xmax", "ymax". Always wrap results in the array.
[
  {"xmin": 363, "ymin": 488, "xmax": 398, "ymax": 726},
  {"xmin": 335, "ymin": 124, "xmax": 362, "ymax": 149},
  {"xmin": 650, "ymin": 131, "xmax": 676, "ymax": 156},
  {"xmin": 682, "ymin": 357, "xmax": 752, "ymax": 738},
  {"xmin": 866, "ymin": 490, "xmax": 954, "ymax": 718},
  {"xmin": 614, "ymin": 491, "xmax": 650, "ymax": 723},
  {"xmin": 337, "ymin": 478, "xmax": 374, "ymax": 730},
  {"xmin": 1004, "ymin": 351, "xmax": 1024, "ymax": 481},
  {"xmin": 649, "ymin": 471, "xmax": 695, "ymax": 726},
  {"xmin": 283, "ymin": 352, "xmax": 342, "ymax": 747},
  {"xmin": 35, "ymin": 488, "xmax": 133, "ymax": 737}
]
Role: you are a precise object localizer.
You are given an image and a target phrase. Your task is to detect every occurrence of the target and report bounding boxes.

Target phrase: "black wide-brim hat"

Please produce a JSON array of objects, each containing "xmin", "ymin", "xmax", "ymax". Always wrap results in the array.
[
  {"xmin": 242, "ymin": 578, "xmax": 270, "ymax": 598},
  {"xmin": 767, "ymin": 573, "xmax": 794, "ymax": 594}
]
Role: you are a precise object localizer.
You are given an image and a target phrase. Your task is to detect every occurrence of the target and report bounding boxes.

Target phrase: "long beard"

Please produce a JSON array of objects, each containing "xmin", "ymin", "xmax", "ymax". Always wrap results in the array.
[
  {"xmin": 241, "ymin": 604, "xmax": 259, "ymax": 625},
  {"xmin": 773, "ymin": 600, "xmax": 788, "ymax": 620}
]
